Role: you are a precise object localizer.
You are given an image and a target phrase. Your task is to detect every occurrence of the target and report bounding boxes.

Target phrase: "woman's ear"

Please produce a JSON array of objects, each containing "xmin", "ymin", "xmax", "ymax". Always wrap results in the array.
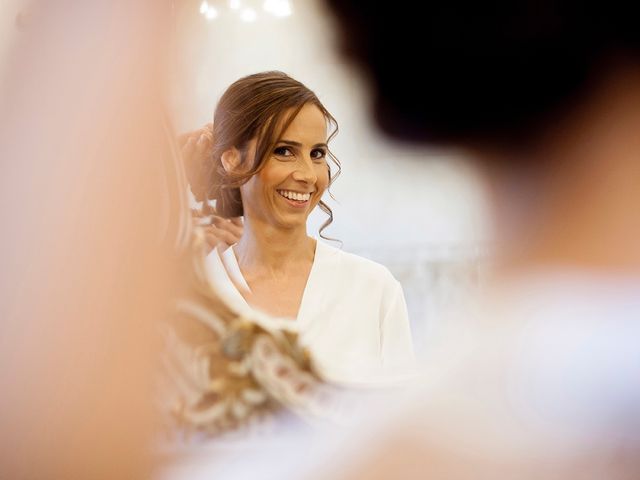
[{"xmin": 221, "ymin": 147, "xmax": 241, "ymax": 174}]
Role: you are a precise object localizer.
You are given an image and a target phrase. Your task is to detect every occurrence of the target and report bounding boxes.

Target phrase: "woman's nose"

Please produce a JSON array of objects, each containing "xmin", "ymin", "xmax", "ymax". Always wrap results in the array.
[{"xmin": 292, "ymin": 157, "xmax": 317, "ymax": 184}]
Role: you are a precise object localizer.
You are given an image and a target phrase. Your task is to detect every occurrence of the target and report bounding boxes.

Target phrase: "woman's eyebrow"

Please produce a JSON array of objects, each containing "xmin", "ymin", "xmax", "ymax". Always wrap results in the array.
[{"xmin": 278, "ymin": 139, "xmax": 327, "ymax": 149}]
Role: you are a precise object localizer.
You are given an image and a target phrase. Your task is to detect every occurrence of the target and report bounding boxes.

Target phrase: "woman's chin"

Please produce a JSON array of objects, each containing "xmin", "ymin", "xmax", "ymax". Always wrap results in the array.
[{"xmin": 272, "ymin": 211, "xmax": 309, "ymax": 230}]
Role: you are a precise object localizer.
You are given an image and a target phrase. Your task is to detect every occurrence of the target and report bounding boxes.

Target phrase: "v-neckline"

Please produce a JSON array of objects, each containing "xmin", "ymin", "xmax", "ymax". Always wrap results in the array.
[{"xmin": 218, "ymin": 240, "xmax": 323, "ymax": 323}]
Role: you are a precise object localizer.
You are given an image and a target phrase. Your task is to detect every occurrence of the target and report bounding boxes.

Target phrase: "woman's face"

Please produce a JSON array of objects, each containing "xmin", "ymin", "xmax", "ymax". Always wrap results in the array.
[{"xmin": 240, "ymin": 103, "xmax": 330, "ymax": 230}]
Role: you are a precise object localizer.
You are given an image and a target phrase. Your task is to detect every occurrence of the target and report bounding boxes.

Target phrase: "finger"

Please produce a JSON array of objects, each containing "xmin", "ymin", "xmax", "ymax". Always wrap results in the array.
[
  {"xmin": 211, "ymin": 216, "xmax": 243, "ymax": 239},
  {"xmin": 202, "ymin": 226, "xmax": 227, "ymax": 253},
  {"xmin": 201, "ymin": 126, "xmax": 213, "ymax": 143},
  {"xmin": 203, "ymin": 232, "xmax": 219, "ymax": 254},
  {"xmin": 181, "ymin": 136, "xmax": 196, "ymax": 159},
  {"xmin": 216, "ymin": 228, "xmax": 239, "ymax": 246},
  {"xmin": 226, "ymin": 222, "xmax": 244, "ymax": 239},
  {"xmin": 229, "ymin": 216, "xmax": 244, "ymax": 227},
  {"xmin": 196, "ymin": 132, "xmax": 210, "ymax": 153},
  {"xmin": 205, "ymin": 225, "xmax": 238, "ymax": 247},
  {"xmin": 177, "ymin": 131, "xmax": 194, "ymax": 145},
  {"xmin": 210, "ymin": 215, "xmax": 230, "ymax": 226}
]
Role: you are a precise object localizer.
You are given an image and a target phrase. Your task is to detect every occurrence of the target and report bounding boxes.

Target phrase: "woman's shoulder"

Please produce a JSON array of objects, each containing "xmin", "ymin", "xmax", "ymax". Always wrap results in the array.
[{"xmin": 316, "ymin": 240, "xmax": 399, "ymax": 287}]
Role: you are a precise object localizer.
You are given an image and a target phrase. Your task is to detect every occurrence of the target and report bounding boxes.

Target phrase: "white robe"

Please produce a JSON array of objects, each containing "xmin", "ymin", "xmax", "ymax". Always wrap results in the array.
[{"xmin": 205, "ymin": 240, "xmax": 416, "ymax": 385}]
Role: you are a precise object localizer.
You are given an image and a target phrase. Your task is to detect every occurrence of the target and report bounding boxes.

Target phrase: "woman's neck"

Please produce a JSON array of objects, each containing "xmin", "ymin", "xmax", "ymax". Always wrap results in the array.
[{"xmin": 234, "ymin": 217, "xmax": 315, "ymax": 276}]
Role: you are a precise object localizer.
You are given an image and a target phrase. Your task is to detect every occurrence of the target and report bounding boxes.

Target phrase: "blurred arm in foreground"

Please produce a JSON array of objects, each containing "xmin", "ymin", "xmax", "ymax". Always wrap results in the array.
[{"xmin": 0, "ymin": 2, "xmax": 176, "ymax": 478}]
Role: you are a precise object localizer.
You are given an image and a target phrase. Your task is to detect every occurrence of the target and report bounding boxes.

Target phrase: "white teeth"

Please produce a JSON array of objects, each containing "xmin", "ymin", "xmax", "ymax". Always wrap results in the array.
[{"xmin": 278, "ymin": 190, "xmax": 311, "ymax": 202}]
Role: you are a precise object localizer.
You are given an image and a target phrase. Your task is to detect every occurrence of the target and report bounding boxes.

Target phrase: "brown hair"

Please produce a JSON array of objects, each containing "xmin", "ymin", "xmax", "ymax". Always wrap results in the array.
[{"xmin": 204, "ymin": 71, "xmax": 340, "ymax": 238}]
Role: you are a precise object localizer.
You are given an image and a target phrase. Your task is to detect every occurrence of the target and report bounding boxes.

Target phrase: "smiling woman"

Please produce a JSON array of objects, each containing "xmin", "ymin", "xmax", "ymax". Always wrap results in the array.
[
  {"xmin": 197, "ymin": 71, "xmax": 416, "ymax": 385},
  {"xmin": 226, "ymin": 103, "xmax": 330, "ymax": 233}
]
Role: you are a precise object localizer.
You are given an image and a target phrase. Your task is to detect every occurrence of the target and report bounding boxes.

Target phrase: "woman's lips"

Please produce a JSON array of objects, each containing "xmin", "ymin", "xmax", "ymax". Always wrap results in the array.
[{"xmin": 277, "ymin": 190, "xmax": 312, "ymax": 209}]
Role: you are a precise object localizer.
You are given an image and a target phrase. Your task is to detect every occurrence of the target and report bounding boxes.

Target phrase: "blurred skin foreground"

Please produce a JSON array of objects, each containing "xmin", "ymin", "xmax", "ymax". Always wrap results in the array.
[
  {"xmin": 0, "ymin": 3, "xmax": 177, "ymax": 479},
  {"xmin": 316, "ymin": 0, "xmax": 640, "ymax": 479}
]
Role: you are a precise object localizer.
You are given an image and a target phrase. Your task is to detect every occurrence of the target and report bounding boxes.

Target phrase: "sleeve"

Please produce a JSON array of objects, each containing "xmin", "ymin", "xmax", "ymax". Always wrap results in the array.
[{"xmin": 379, "ymin": 280, "xmax": 417, "ymax": 375}]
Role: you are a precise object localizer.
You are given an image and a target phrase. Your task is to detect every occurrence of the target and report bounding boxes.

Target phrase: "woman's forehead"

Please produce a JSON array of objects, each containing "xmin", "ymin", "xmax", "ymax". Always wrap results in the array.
[{"xmin": 278, "ymin": 104, "xmax": 328, "ymax": 142}]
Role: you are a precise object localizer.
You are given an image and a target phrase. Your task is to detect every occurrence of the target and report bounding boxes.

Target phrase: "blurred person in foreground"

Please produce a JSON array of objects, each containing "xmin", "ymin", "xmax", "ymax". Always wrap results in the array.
[
  {"xmin": 0, "ymin": 2, "xmax": 177, "ymax": 478},
  {"xmin": 303, "ymin": 0, "xmax": 640, "ymax": 478}
]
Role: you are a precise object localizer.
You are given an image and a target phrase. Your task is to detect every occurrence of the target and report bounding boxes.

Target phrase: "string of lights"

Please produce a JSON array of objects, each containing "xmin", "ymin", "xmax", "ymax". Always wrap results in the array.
[{"xmin": 199, "ymin": 0, "xmax": 292, "ymax": 22}]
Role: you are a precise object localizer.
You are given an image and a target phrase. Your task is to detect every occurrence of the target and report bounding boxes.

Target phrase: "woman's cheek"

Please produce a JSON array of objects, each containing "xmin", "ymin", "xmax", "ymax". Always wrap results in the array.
[{"xmin": 317, "ymin": 164, "xmax": 330, "ymax": 187}]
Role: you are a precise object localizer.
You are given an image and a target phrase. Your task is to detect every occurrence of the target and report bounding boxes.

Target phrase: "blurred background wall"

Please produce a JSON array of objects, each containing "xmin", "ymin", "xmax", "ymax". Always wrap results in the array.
[{"xmin": 173, "ymin": 0, "xmax": 490, "ymax": 356}]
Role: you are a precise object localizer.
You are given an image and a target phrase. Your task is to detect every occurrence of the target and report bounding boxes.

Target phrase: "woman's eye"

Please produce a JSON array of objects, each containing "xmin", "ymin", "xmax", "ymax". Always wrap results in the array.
[
  {"xmin": 311, "ymin": 149, "xmax": 327, "ymax": 161},
  {"xmin": 274, "ymin": 146, "xmax": 293, "ymax": 157}
]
